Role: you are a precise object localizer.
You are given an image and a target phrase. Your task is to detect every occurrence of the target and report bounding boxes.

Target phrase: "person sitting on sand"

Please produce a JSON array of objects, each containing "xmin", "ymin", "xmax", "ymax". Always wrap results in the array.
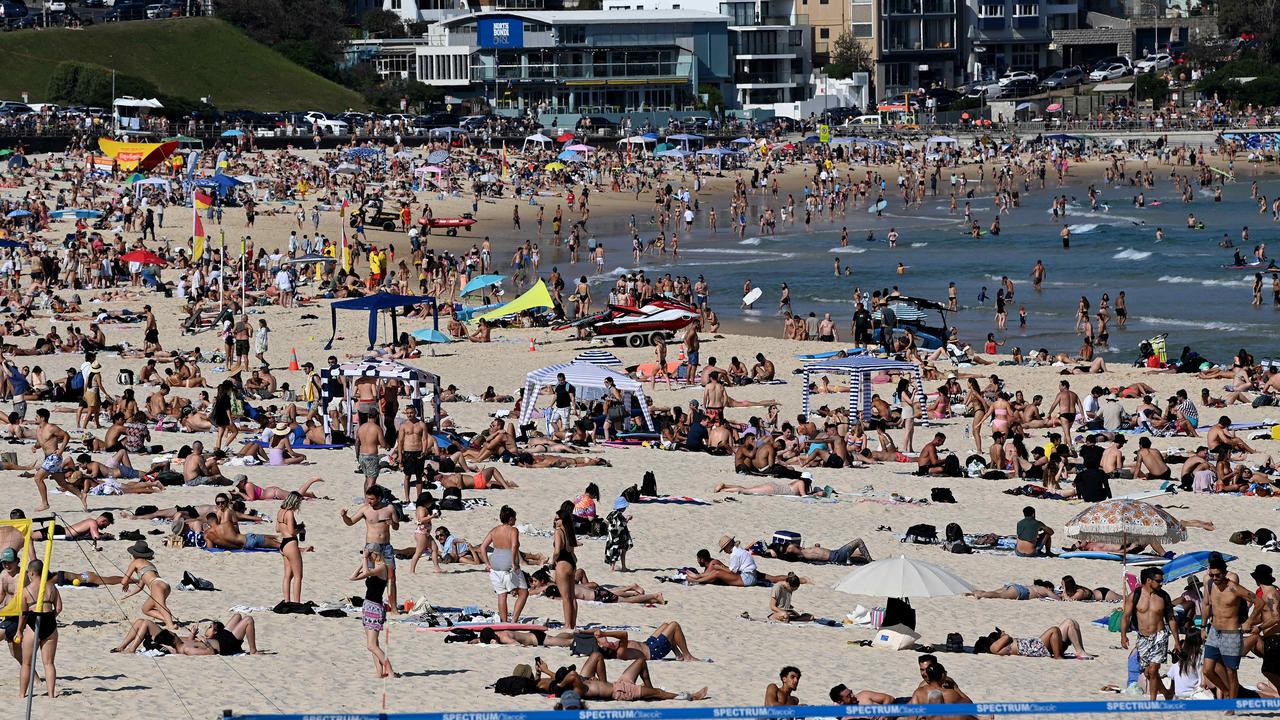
[
  {"xmin": 967, "ymin": 579, "xmax": 1061, "ymax": 600},
  {"xmin": 203, "ymin": 512, "xmax": 282, "ymax": 551},
  {"xmin": 759, "ymin": 536, "xmax": 872, "ymax": 565},
  {"xmin": 909, "ymin": 662, "xmax": 976, "ymax": 719},
  {"xmin": 768, "ymin": 573, "xmax": 812, "ymax": 623},
  {"xmin": 1207, "ymin": 415, "xmax": 1257, "ymax": 456},
  {"xmin": 974, "ymin": 619, "xmax": 1093, "ymax": 659}
]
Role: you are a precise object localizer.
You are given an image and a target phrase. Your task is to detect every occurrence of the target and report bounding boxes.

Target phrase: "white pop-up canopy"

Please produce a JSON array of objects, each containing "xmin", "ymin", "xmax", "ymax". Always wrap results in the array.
[
  {"xmin": 520, "ymin": 362, "xmax": 653, "ymax": 430},
  {"xmin": 800, "ymin": 356, "xmax": 924, "ymax": 421},
  {"xmin": 320, "ymin": 359, "xmax": 442, "ymax": 442}
]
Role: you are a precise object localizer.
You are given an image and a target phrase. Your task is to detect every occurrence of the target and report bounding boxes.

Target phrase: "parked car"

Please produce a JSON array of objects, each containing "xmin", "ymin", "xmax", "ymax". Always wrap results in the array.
[
  {"xmin": 1088, "ymin": 62, "xmax": 1129, "ymax": 82},
  {"xmin": 0, "ymin": 101, "xmax": 32, "ymax": 114},
  {"xmin": 1040, "ymin": 67, "xmax": 1084, "ymax": 89},
  {"xmin": 998, "ymin": 70, "xmax": 1038, "ymax": 86},
  {"xmin": 81, "ymin": 0, "xmax": 106, "ymax": 7},
  {"xmin": 965, "ymin": 80, "xmax": 1003, "ymax": 99},
  {"xmin": 1134, "ymin": 53, "xmax": 1172, "ymax": 73},
  {"xmin": 0, "ymin": 0, "xmax": 28, "ymax": 18},
  {"xmin": 47, "ymin": 1, "xmax": 67, "ymax": 10},
  {"xmin": 105, "ymin": 1, "xmax": 145, "ymax": 20},
  {"xmin": 923, "ymin": 87, "xmax": 962, "ymax": 107},
  {"xmin": 1001, "ymin": 77, "xmax": 1041, "ymax": 98},
  {"xmin": 845, "ymin": 114, "xmax": 882, "ymax": 126}
]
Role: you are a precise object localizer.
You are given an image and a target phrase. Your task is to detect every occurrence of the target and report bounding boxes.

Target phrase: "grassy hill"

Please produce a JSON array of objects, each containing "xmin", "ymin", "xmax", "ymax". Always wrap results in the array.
[{"xmin": 0, "ymin": 17, "xmax": 367, "ymax": 112}]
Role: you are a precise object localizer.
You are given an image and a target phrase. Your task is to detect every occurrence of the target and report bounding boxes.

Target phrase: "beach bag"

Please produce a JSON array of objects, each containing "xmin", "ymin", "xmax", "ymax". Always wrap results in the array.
[
  {"xmin": 117, "ymin": 369, "xmax": 134, "ymax": 385},
  {"xmin": 1257, "ymin": 528, "xmax": 1277, "ymax": 546},
  {"xmin": 155, "ymin": 470, "xmax": 184, "ymax": 486},
  {"xmin": 945, "ymin": 632, "xmax": 964, "ymax": 653},
  {"xmin": 439, "ymin": 487, "xmax": 463, "ymax": 512},
  {"xmin": 641, "ymin": 470, "xmax": 658, "ymax": 497},
  {"xmin": 494, "ymin": 675, "xmax": 538, "ymax": 696},
  {"xmin": 931, "ymin": 487, "xmax": 957, "ymax": 504},
  {"xmin": 941, "ymin": 454, "xmax": 963, "ymax": 477},
  {"xmin": 872, "ymin": 624, "xmax": 920, "ymax": 651},
  {"xmin": 1231, "ymin": 530, "xmax": 1255, "ymax": 545},
  {"xmin": 621, "ymin": 484, "xmax": 641, "ymax": 504},
  {"xmin": 570, "ymin": 631, "xmax": 597, "ymax": 656},
  {"xmin": 1107, "ymin": 608, "xmax": 1124, "ymax": 633},
  {"xmin": 904, "ymin": 524, "xmax": 938, "ymax": 544}
]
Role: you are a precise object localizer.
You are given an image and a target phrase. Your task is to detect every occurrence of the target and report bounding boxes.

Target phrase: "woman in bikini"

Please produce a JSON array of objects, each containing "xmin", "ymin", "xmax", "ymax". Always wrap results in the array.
[
  {"xmin": 17, "ymin": 559, "xmax": 62, "ymax": 699},
  {"xmin": 964, "ymin": 378, "xmax": 990, "ymax": 453},
  {"xmin": 553, "ymin": 504, "xmax": 579, "ymax": 629},
  {"xmin": 409, "ymin": 492, "xmax": 442, "ymax": 574},
  {"xmin": 350, "ymin": 550, "xmax": 393, "ymax": 678},
  {"xmin": 277, "ymin": 491, "xmax": 306, "ymax": 604},
  {"xmin": 989, "ymin": 392, "xmax": 1015, "ymax": 438},
  {"xmin": 119, "ymin": 540, "xmax": 177, "ymax": 630},
  {"xmin": 976, "ymin": 619, "xmax": 1093, "ymax": 659},
  {"xmin": 1060, "ymin": 575, "xmax": 1121, "ymax": 602},
  {"xmin": 234, "ymin": 476, "xmax": 324, "ymax": 502}
]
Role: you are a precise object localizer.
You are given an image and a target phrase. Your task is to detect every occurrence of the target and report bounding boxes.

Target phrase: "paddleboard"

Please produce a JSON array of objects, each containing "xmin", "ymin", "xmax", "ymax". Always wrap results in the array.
[
  {"xmin": 742, "ymin": 287, "xmax": 763, "ymax": 307},
  {"xmin": 795, "ymin": 347, "xmax": 863, "ymax": 360},
  {"xmin": 1058, "ymin": 551, "xmax": 1169, "ymax": 565},
  {"xmin": 1209, "ymin": 167, "xmax": 1235, "ymax": 181},
  {"xmin": 867, "ymin": 200, "xmax": 888, "ymax": 214}
]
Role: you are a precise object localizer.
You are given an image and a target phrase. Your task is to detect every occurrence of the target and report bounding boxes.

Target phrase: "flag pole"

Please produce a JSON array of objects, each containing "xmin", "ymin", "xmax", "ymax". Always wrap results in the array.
[{"xmin": 218, "ymin": 229, "xmax": 225, "ymax": 317}]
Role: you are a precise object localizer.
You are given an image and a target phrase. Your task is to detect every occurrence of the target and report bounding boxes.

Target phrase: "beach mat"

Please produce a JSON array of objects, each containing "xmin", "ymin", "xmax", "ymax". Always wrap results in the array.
[
  {"xmin": 637, "ymin": 495, "xmax": 711, "ymax": 506},
  {"xmin": 201, "ymin": 547, "xmax": 278, "ymax": 553},
  {"xmin": 1059, "ymin": 551, "xmax": 1168, "ymax": 565},
  {"xmin": 420, "ymin": 623, "xmax": 547, "ymax": 632}
]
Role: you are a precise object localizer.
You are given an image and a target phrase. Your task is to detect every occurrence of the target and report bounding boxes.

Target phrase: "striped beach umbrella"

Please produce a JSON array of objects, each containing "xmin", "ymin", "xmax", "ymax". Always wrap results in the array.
[{"xmin": 572, "ymin": 350, "xmax": 622, "ymax": 367}]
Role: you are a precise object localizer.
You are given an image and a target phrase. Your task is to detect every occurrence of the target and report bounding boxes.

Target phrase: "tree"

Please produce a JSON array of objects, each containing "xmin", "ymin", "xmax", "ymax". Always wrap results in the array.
[
  {"xmin": 825, "ymin": 32, "xmax": 872, "ymax": 80},
  {"xmin": 1217, "ymin": 0, "xmax": 1280, "ymax": 62},
  {"xmin": 214, "ymin": 0, "xmax": 349, "ymax": 78},
  {"xmin": 46, "ymin": 62, "xmax": 159, "ymax": 107},
  {"xmin": 362, "ymin": 8, "xmax": 406, "ymax": 38},
  {"xmin": 1135, "ymin": 72, "xmax": 1169, "ymax": 106},
  {"xmin": 697, "ymin": 83, "xmax": 725, "ymax": 113}
]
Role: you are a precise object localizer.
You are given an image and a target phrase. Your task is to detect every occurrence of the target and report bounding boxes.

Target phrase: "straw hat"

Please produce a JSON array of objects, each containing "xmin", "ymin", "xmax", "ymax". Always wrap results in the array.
[
  {"xmin": 718, "ymin": 535, "xmax": 737, "ymax": 552},
  {"xmin": 272, "ymin": 422, "xmax": 291, "ymax": 436}
]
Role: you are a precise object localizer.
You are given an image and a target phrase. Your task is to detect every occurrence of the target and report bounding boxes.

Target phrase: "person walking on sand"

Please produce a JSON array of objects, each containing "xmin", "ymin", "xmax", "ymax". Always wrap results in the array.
[
  {"xmin": 1121, "ymin": 566, "xmax": 1180, "ymax": 700},
  {"xmin": 409, "ymin": 492, "xmax": 442, "ymax": 574},
  {"xmin": 553, "ymin": 504, "xmax": 579, "ymax": 629},
  {"xmin": 1203, "ymin": 552, "xmax": 1256, "ymax": 703},
  {"xmin": 341, "ymin": 486, "xmax": 400, "ymax": 613},
  {"xmin": 277, "ymin": 491, "xmax": 306, "ymax": 604},
  {"xmin": 17, "ymin": 559, "xmax": 60, "ymax": 699},
  {"xmin": 351, "ymin": 548, "xmax": 394, "ymax": 678},
  {"xmin": 480, "ymin": 505, "xmax": 528, "ymax": 623},
  {"xmin": 31, "ymin": 408, "xmax": 71, "ymax": 512}
]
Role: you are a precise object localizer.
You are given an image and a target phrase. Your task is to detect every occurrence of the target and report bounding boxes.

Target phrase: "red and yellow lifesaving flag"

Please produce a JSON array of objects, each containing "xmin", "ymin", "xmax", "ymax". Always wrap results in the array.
[
  {"xmin": 193, "ymin": 214, "xmax": 206, "ymax": 262},
  {"xmin": 193, "ymin": 190, "xmax": 213, "ymax": 210}
]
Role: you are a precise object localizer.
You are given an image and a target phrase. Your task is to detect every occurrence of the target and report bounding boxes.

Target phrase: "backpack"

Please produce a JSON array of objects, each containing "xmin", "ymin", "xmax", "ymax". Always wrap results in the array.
[
  {"xmin": 439, "ymin": 486, "xmax": 463, "ymax": 512},
  {"xmin": 154, "ymin": 470, "xmax": 185, "ymax": 486},
  {"xmin": 641, "ymin": 470, "xmax": 658, "ymax": 497},
  {"xmin": 945, "ymin": 632, "xmax": 964, "ymax": 653},
  {"xmin": 904, "ymin": 524, "xmax": 938, "ymax": 544},
  {"xmin": 941, "ymin": 454, "xmax": 963, "ymax": 477},
  {"xmin": 944, "ymin": 523, "xmax": 964, "ymax": 543},
  {"xmin": 493, "ymin": 675, "xmax": 538, "ymax": 696},
  {"xmin": 931, "ymin": 487, "xmax": 957, "ymax": 504},
  {"xmin": 621, "ymin": 484, "xmax": 641, "ymax": 504}
]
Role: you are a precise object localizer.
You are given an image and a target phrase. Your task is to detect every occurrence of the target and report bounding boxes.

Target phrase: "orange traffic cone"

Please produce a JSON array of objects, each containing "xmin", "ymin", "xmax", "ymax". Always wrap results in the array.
[
  {"xmin": 528, "ymin": 338, "xmax": 537, "ymax": 352},
  {"xmin": 288, "ymin": 348, "xmax": 300, "ymax": 372}
]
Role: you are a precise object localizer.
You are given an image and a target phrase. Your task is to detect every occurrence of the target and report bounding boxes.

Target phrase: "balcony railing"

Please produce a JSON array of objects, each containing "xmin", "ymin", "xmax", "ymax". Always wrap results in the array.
[{"xmin": 471, "ymin": 57, "xmax": 694, "ymax": 82}]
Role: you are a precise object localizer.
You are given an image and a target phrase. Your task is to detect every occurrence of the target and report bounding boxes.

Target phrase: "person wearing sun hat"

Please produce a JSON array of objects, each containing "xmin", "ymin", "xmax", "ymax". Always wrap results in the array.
[
  {"xmin": 604, "ymin": 496, "xmax": 633, "ymax": 572},
  {"xmin": 78, "ymin": 360, "xmax": 111, "ymax": 431},
  {"xmin": 120, "ymin": 539, "xmax": 179, "ymax": 630},
  {"xmin": 1244, "ymin": 563, "xmax": 1280, "ymax": 682},
  {"xmin": 686, "ymin": 535, "xmax": 807, "ymax": 588},
  {"xmin": 266, "ymin": 421, "xmax": 308, "ymax": 466}
]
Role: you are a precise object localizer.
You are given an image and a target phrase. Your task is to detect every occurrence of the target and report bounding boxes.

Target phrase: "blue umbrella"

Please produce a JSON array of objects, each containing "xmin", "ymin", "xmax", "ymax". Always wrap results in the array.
[
  {"xmin": 558, "ymin": 149, "xmax": 581, "ymax": 161},
  {"xmin": 5, "ymin": 209, "xmax": 31, "ymax": 219},
  {"xmin": 0, "ymin": 239, "xmax": 27, "ymax": 249},
  {"xmin": 462, "ymin": 274, "xmax": 505, "ymax": 296},
  {"xmin": 410, "ymin": 328, "xmax": 450, "ymax": 343},
  {"xmin": 641, "ymin": 132, "xmax": 658, "ymax": 141},
  {"xmin": 1162, "ymin": 550, "xmax": 1237, "ymax": 583},
  {"xmin": 427, "ymin": 150, "xmax": 450, "ymax": 164},
  {"xmin": 221, "ymin": 129, "xmax": 245, "ymax": 137}
]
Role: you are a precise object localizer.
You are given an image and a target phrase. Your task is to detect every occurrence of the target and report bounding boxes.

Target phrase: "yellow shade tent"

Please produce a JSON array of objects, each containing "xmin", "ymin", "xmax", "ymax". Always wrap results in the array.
[{"xmin": 478, "ymin": 280, "xmax": 554, "ymax": 323}]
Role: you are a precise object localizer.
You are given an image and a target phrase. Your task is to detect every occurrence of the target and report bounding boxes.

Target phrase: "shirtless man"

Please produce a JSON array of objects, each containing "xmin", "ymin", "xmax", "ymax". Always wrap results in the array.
[
  {"xmin": 751, "ymin": 353, "xmax": 775, "ymax": 382},
  {"xmin": 765, "ymin": 665, "xmax": 802, "ymax": 706},
  {"xmin": 916, "ymin": 433, "xmax": 948, "ymax": 475},
  {"xmin": 204, "ymin": 511, "xmax": 282, "ymax": 551},
  {"xmin": 1178, "ymin": 447, "xmax": 1211, "ymax": 489},
  {"xmin": 1121, "ymin": 566, "xmax": 1180, "ymax": 700},
  {"xmin": 355, "ymin": 414, "xmax": 387, "ymax": 490},
  {"xmin": 702, "ymin": 372, "xmax": 728, "ymax": 424},
  {"xmin": 1207, "ymin": 415, "xmax": 1256, "ymax": 456},
  {"xmin": 816, "ymin": 314, "xmax": 838, "ymax": 343},
  {"xmin": 142, "ymin": 304, "xmax": 161, "ymax": 353},
  {"xmin": 341, "ymin": 485, "xmax": 399, "ymax": 612},
  {"xmin": 1046, "ymin": 380, "xmax": 1082, "ymax": 448},
  {"xmin": 394, "ymin": 405, "xmax": 432, "ymax": 499},
  {"xmin": 1244, "ymin": 564, "xmax": 1280, "ymax": 690},
  {"xmin": 1101, "ymin": 437, "xmax": 1130, "ymax": 477},
  {"xmin": 1131, "ymin": 437, "xmax": 1172, "ymax": 480},
  {"xmin": 32, "ymin": 407, "xmax": 72, "ymax": 512},
  {"xmin": 683, "ymin": 325, "xmax": 700, "ymax": 385},
  {"xmin": 182, "ymin": 440, "xmax": 226, "ymax": 486},
  {"xmin": 352, "ymin": 375, "xmax": 380, "ymax": 428},
  {"xmin": 1203, "ymin": 552, "xmax": 1257, "ymax": 703}
]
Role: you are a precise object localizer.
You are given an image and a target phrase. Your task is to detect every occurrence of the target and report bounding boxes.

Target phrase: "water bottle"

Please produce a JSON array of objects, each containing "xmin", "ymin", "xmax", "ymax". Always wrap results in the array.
[{"xmin": 964, "ymin": 426, "xmax": 971, "ymax": 444}]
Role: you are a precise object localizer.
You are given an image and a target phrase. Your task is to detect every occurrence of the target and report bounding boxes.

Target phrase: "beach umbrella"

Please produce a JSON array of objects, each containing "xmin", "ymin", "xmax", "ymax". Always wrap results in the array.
[
  {"xmin": 126, "ymin": 172, "xmax": 147, "ymax": 184},
  {"xmin": 556, "ymin": 132, "xmax": 575, "ymax": 143},
  {"xmin": 427, "ymin": 150, "xmax": 450, "ymax": 164},
  {"xmin": 1015, "ymin": 102, "xmax": 1036, "ymax": 112},
  {"xmin": 0, "ymin": 239, "xmax": 27, "ymax": 249},
  {"xmin": 462, "ymin": 274, "xmax": 506, "ymax": 296},
  {"xmin": 565, "ymin": 143, "xmax": 593, "ymax": 152},
  {"xmin": 730, "ymin": 137, "xmax": 754, "ymax": 145},
  {"xmin": 5, "ymin": 210, "xmax": 31, "ymax": 219},
  {"xmin": 1047, "ymin": 103, "xmax": 1064, "ymax": 112},
  {"xmin": 221, "ymin": 129, "xmax": 245, "ymax": 137},
  {"xmin": 545, "ymin": 161, "xmax": 566, "ymax": 171},
  {"xmin": 557, "ymin": 150, "xmax": 581, "ymax": 161},
  {"xmin": 0, "ymin": 149, "xmax": 10, "ymax": 156},
  {"xmin": 1064, "ymin": 499, "xmax": 1186, "ymax": 547},
  {"xmin": 334, "ymin": 163, "xmax": 361, "ymax": 174},
  {"xmin": 120, "ymin": 249, "xmax": 166, "ymax": 266},
  {"xmin": 410, "ymin": 328, "xmax": 450, "ymax": 344},
  {"xmin": 1162, "ymin": 551, "xmax": 1237, "ymax": 583},
  {"xmin": 572, "ymin": 349, "xmax": 622, "ymax": 367},
  {"xmin": 833, "ymin": 556, "xmax": 974, "ymax": 598},
  {"xmin": 415, "ymin": 165, "xmax": 446, "ymax": 175}
]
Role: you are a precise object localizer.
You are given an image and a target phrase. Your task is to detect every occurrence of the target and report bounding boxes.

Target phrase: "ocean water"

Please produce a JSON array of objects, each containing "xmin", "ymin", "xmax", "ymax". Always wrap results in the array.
[{"xmin": 584, "ymin": 178, "xmax": 1280, "ymax": 361}]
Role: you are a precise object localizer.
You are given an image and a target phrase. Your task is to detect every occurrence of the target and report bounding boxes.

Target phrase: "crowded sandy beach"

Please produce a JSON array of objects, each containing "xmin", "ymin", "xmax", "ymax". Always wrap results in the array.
[{"xmin": 4, "ymin": 127, "xmax": 1280, "ymax": 720}]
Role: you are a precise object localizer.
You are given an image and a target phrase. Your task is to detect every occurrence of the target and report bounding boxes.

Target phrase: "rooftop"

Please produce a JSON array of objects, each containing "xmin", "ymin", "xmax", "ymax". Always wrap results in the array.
[{"xmin": 444, "ymin": 9, "xmax": 730, "ymax": 24}]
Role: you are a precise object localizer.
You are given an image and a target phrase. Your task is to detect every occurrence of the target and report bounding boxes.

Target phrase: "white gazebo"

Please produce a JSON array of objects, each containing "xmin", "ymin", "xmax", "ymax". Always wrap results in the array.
[
  {"xmin": 319, "ymin": 359, "xmax": 442, "ymax": 442},
  {"xmin": 522, "ymin": 133, "xmax": 553, "ymax": 152},
  {"xmin": 800, "ymin": 356, "xmax": 925, "ymax": 421},
  {"xmin": 520, "ymin": 362, "xmax": 653, "ymax": 430}
]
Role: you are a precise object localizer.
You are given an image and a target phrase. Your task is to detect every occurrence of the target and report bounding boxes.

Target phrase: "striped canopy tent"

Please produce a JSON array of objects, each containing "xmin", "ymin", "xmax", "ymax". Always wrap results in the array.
[
  {"xmin": 800, "ymin": 356, "xmax": 925, "ymax": 421},
  {"xmin": 572, "ymin": 349, "xmax": 622, "ymax": 367},
  {"xmin": 319, "ymin": 359, "xmax": 442, "ymax": 443},
  {"xmin": 520, "ymin": 363, "xmax": 653, "ymax": 430}
]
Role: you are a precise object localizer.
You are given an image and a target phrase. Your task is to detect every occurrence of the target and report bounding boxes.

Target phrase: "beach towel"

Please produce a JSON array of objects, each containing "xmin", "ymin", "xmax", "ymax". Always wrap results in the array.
[
  {"xmin": 201, "ymin": 546, "xmax": 278, "ymax": 553},
  {"xmin": 636, "ymin": 495, "xmax": 710, "ymax": 505},
  {"xmin": 420, "ymin": 623, "xmax": 547, "ymax": 632}
]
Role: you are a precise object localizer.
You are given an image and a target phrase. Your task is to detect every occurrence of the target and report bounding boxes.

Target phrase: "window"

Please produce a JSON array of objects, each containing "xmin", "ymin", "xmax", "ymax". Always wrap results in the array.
[
  {"xmin": 1013, "ymin": 3, "xmax": 1038, "ymax": 15},
  {"xmin": 819, "ymin": 27, "xmax": 830, "ymax": 38},
  {"xmin": 390, "ymin": 0, "xmax": 401, "ymax": 9},
  {"xmin": 561, "ymin": 25, "xmax": 586, "ymax": 44},
  {"xmin": 853, "ymin": 22, "xmax": 873, "ymax": 36},
  {"xmin": 852, "ymin": 0, "xmax": 871, "ymax": 4},
  {"xmin": 977, "ymin": 4, "xmax": 1003, "ymax": 16},
  {"xmin": 789, "ymin": 29, "xmax": 803, "ymax": 46},
  {"xmin": 1011, "ymin": 46, "xmax": 1037, "ymax": 67}
]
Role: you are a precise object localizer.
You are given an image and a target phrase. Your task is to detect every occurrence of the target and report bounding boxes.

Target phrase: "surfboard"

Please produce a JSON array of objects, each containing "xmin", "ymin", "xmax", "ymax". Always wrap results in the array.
[
  {"xmin": 867, "ymin": 200, "xmax": 888, "ymax": 214},
  {"xmin": 1209, "ymin": 167, "xmax": 1235, "ymax": 181},
  {"xmin": 1058, "ymin": 551, "xmax": 1169, "ymax": 565},
  {"xmin": 795, "ymin": 347, "xmax": 863, "ymax": 360},
  {"xmin": 742, "ymin": 287, "xmax": 763, "ymax": 307}
]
